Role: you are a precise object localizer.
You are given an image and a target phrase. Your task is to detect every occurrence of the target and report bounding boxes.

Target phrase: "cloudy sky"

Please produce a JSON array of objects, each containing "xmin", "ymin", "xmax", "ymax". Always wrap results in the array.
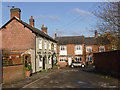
[{"xmin": 2, "ymin": 2, "xmax": 101, "ymax": 38}]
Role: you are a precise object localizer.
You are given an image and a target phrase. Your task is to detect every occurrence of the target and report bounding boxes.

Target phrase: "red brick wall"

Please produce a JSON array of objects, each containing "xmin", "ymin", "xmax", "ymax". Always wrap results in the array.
[
  {"xmin": 85, "ymin": 45, "xmax": 111, "ymax": 64},
  {"xmin": 57, "ymin": 44, "xmax": 111, "ymax": 66},
  {"xmin": 3, "ymin": 64, "xmax": 25, "ymax": 83},
  {"xmin": 3, "ymin": 54, "xmax": 22, "ymax": 65},
  {"xmin": 11, "ymin": 11, "xmax": 21, "ymax": 19},
  {"xmin": 67, "ymin": 44, "xmax": 75, "ymax": 59},
  {"xmin": 93, "ymin": 50, "xmax": 120, "ymax": 77},
  {"xmin": 57, "ymin": 44, "xmax": 85, "ymax": 66},
  {"xmin": 1, "ymin": 19, "xmax": 35, "ymax": 51}
]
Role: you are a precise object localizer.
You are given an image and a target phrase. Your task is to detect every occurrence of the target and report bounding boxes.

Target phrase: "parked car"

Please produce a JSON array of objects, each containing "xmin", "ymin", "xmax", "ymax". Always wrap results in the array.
[{"xmin": 71, "ymin": 62, "xmax": 85, "ymax": 68}]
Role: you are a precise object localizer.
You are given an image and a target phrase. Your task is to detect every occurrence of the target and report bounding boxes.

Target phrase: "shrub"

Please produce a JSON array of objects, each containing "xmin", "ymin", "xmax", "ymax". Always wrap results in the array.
[
  {"xmin": 25, "ymin": 63, "xmax": 32, "ymax": 71},
  {"xmin": 41, "ymin": 68, "xmax": 44, "ymax": 72}
]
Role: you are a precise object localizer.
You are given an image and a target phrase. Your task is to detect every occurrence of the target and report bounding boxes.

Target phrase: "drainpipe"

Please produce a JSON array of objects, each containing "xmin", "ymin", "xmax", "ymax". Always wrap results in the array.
[{"xmin": 35, "ymin": 35, "xmax": 36, "ymax": 73}]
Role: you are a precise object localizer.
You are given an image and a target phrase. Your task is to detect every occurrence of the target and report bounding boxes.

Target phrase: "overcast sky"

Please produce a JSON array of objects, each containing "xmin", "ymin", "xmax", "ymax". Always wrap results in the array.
[{"xmin": 2, "ymin": 2, "xmax": 101, "ymax": 38}]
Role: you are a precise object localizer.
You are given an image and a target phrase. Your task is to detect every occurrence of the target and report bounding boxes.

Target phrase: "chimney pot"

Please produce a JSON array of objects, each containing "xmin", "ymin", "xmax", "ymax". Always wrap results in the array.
[
  {"xmin": 41, "ymin": 25, "xmax": 47, "ymax": 34},
  {"xmin": 31, "ymin": 16, "xmax": 33, "ymax": 19},
  {"xmin": 10, "ymin": 8, "xmax": 21, "ymax": 19},
  {"xmin": 55, "ymin": 33, "xmax": 57, "ymax": 38},
  {"xmin": 42, "ymin": 25, "xmax": 44, "ymax": 27},
  {"xmin": 95, "ymin": 30, "xmax": 98, "ymax": 38},
  {"xmin": 29, "ymin": 16, "xmax": 35, "ymax": 27}
]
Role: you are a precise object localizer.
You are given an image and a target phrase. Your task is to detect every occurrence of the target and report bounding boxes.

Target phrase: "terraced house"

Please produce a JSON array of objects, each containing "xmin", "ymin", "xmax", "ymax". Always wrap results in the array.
[
  {"xmin": 55, "ymin": 31, "xmax": 111, "ymax": 67},
  {"xmin": 0, "ymin": 7, "xmax": 57, "ymax": 82}
]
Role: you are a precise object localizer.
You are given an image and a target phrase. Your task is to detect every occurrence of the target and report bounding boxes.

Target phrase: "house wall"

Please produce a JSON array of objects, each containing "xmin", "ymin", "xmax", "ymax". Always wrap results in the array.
[
  {"xmin": 1, "ymin": 19, "xmax": 35, "ymax": 51},
  {"xmin": 24, "ymin": 49, "xmax": 35, "ymax": 73},
  {"xmin": 2, "ymin": 54, "xmax": 22, "ymax": 65},
  {"xmin": 57, "ymin": 44, "xmax": 85, "ymax": 66},
  {"xmin": 2, "ymin": 64, "xmax": 25, "ymax": 83},
  {"xmin": 85, "ymin": 45, "xmax": 111, "ymax": 64},
  {"xmin": 93, "ymin": 50, "xmax": 120, "ymax": 77},
  {"xmin": 36, "ymin": 36, "xmax": 57, "ymax": 71},
  {"xmin": 57, "ymin": 44, "xmax": 111, "ymax": 66}
]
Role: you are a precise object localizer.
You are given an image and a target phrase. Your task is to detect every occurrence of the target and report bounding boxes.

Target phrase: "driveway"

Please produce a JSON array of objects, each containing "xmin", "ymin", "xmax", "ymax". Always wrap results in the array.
[{"xmin": 19, "ymin": 67, "xmax": 119, "ymax": 88}]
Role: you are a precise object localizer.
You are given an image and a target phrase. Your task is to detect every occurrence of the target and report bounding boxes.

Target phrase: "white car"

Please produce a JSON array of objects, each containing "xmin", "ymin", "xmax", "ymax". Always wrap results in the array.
[{"xmin": 71, "ymin": 62, "xmax": 85, "ymax": 68}]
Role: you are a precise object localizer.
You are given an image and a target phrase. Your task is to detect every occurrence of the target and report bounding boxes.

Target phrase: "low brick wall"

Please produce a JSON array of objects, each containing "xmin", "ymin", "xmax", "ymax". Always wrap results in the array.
[
  {"xmin": 3, "ymin": 64, "xmax": 25, "ymax": 83},
  {"xmin": 93, "ymin": 50, "xmax": 120, "ymax": 77}
]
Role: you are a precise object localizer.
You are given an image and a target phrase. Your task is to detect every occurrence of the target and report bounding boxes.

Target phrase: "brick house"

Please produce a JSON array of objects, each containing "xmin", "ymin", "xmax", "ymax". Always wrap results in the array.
[
  {"xmin": 55, "ymin": 31, "xmax": 111, "ymax": 67},
  {"xmin": 0, "ymin": 7, "xmax": 57, "ymax": 82}
]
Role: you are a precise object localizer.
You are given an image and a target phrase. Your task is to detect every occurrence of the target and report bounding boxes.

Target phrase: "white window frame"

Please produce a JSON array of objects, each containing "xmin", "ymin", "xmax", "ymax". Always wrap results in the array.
[
  {"xmin": 60, "ymin": 45, "xmax": 67, "ymax": 51},
  {"xmin": 45, "ymin": 40, "xmax": 47, "ymax": 50},
  {"xmin": 48, "ymin": 56, "xmax": 52, "ymax": 64},
  {"xmin": 59, "ymin": 45, "xmax": 67, "ymax": 56},
  {"xmin": 39, "ymin": 56, "xmax": 42, "ymax": 68},
  {"xmin": 75, "ymin": 57, "xmax": 82, "ymax": 62},
  {"xmin": 86, "ymin": 55, "xmax": 92, "ymax": 62},
  {"xmin": 54, "ymin": 44, "xmax": 56, "ymax": 51},
  {"xmin": 75, "ymin": 45, "xmax": 82, "ymax": 50},
  {"xmin": 39, "ymin": 39, "xmax": 42, "ymax": 49},
  {"xmin": 99, "ymin": 46, "xmax": 105, "ymax": 52},
  {"xmin": 59, "ymin": 57, "xmax": 66, "ymax": 62},
  {"xmin": 75, "ymin": 45, "xmax": 82, "ymax": 55},
  {"xmin": 86, "ymin": 47, "xmax": 92, "ymax": 53},
  {"xmin": 49, "ymin": 42, "xmax": 51, "ymax": 50}
]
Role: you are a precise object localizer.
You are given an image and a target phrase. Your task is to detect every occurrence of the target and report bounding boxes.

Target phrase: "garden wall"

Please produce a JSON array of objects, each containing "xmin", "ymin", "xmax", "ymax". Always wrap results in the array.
[
  {"xmin": 2, "ymin": 64, "xmax": 25, "ymax": 83},
  {"xmin": 93, "ymin": 50, "xmax": 120, "ymax": 77}
]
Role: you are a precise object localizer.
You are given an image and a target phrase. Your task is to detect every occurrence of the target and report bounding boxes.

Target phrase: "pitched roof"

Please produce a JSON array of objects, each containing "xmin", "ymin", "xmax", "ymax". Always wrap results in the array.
[
  {"xmin": 55, "ymin": 36, "xmax": 111, "ymax": 45},
  {"xmin": 0, "ymin": 17, "xmax": 57, "ymax": 43},
  {"xmin": 55, "ymin": 36, "xmax": 84, "ymax": 45}
]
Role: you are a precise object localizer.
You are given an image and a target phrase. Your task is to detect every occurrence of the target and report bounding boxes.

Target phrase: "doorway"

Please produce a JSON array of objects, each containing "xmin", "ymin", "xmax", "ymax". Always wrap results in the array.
[
  {"xmin": 25, "ymin": 56, "xmax": 29, "ymax": 67},
  {"xmin": 68, "ymin": 57, "xmax": 72, "ymax": 66},
  {"xmin": 43, "ymin": 56, "xmax": 45, "ymax": 69}
]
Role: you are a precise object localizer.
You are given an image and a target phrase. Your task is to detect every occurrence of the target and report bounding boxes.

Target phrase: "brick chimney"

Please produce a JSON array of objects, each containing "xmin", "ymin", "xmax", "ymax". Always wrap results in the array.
[
  {"xmin": 10, "ymin": 6, "xmax": 21, "ymax": 19},
  {"xmin": 95, "ymin": 30, "xmax": 98, "ymax": 38},
  {"xmin": 41, "ymin": 25, "xmax": 47, "ymax": 34},
  {"xmin": 29, "ymin": 16, "xmax": 35, "ymax": 27},
  {"xmin": 55, "ymin": 33, "xmax": 57, "ymax": 38}
]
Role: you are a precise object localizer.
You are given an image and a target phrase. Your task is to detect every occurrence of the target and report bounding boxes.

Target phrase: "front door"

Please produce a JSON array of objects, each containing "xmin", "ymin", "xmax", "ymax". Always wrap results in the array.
[
  {"xmin": 43, "ymin": 57, "xmax": 45, "ymax": 69},
  {"xmin": 68, "ymin": 57, "xmax": 72, "ymax": 66}
]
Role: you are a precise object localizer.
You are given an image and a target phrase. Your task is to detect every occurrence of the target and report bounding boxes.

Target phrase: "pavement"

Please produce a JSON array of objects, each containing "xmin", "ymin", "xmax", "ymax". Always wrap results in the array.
[{"xmin": 2, "ymin": 66, "xmax": 120, "ymax": 89}]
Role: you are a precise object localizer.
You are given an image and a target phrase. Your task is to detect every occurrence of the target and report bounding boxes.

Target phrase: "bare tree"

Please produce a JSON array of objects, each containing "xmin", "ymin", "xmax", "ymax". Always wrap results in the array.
[{"xmin": 92, "ymin": 2, "xmax": 120, "ymax": 49}]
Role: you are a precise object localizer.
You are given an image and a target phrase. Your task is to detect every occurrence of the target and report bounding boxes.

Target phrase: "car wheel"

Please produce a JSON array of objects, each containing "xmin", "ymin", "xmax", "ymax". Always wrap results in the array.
[
  {"xmin": 71, "ymin": 65, "xmax": 74, "ymax": 68},
  {"xmin": 82, "ymin": 64, "xmax": 84, "ymax": 68}
]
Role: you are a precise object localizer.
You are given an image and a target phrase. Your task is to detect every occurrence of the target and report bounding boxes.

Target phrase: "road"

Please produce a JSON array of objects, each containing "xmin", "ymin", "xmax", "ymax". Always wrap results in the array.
[{"xmin": 21, "ymin": 67, "xmax": 119, "ymax": 88}]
